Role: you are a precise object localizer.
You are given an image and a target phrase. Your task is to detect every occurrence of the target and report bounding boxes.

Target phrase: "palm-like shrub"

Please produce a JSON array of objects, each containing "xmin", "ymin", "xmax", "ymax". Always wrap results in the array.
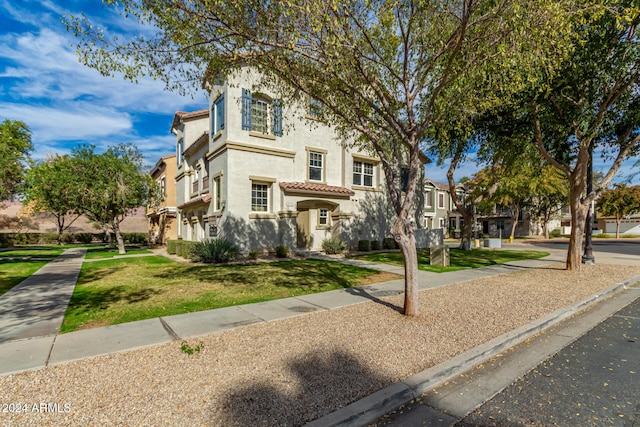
[
  {"xmin": 189, "ymin": 239, "xmax": 239, "ymax": 263},
  {"xmin": 321, "ymin": 238, "xmax": 346, "ymax": 254}
]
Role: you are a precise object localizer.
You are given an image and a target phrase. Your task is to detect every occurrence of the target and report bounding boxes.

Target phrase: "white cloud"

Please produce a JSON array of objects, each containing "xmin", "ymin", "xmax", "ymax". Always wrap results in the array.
[{"xmin": 0, "ymin": 102, "xmax": 132, "ymax": 141}]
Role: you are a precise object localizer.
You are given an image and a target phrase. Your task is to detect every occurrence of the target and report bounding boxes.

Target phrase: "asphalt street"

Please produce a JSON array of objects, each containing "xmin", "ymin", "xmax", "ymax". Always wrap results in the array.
[
  {"xmin": 371, "ymin": 241, "xmax": 640, "ymax": 427},
  {"xmin": 458, "ymin": 296, "xmax": 640, "ymax": 426}
]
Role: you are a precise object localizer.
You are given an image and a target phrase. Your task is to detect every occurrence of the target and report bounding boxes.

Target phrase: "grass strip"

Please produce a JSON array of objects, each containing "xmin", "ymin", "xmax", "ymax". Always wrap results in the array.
[
  {"xmin": 61, "ymin": 256, "xmax": 398, "ymax": 333},
  {"xmin": 350, "ymin": 248, "xmax": 549, "ymax": 273}
]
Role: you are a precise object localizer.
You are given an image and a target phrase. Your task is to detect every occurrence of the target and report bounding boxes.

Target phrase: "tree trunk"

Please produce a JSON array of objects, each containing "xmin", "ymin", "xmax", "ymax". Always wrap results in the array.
[
  {"xmin": 567, "ymin": 191, "xmax": 588, "ymax": 271},
  {"xmin": 392, "ymin": 217, "xmax": 419, "ymax": 316},
  {"xmin": 509, "ymin": 207, "xmax": 519, "ymax": 241},
  {"xmin": 616, "ymin": 217, "xmax": 621, "ymax": 239},
  {"xmin": 460, "ymin": 213, "xmax": 474, "ymax": 250},
  {"xmin": 56, "ymin": 216, "xmax": 64, "ymax": 245},
  {"xmin": 113, "ymin": 222, "xmax": 126, "ymax": 255}
]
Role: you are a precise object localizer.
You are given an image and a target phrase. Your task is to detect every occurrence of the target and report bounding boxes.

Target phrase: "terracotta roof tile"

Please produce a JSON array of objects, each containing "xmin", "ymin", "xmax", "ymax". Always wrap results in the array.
[{"xmin": 279, "ymin": 182, "xmax": 355, "ymax": 197}]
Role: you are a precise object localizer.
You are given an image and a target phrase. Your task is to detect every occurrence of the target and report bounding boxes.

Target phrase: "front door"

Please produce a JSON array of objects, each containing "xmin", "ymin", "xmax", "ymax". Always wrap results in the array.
[{"xmin": 296, "ymin": 210, "xmax": 311, "ymax": 249}]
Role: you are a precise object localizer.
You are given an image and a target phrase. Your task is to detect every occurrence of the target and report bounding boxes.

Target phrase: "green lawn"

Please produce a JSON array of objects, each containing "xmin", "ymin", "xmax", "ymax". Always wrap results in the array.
[
  {"xmin": 350, "ymin": 248, "xmax": 549, "ymax": 273},
  {"xmin": 0, "ymin": 248, "xmax": 65, "ymax": 296},
  {"xmin": 84, "ymin": 246, "xmax": 153, "ymax": 260},
  {"xmin": 60, "ymin": 256, "xmax": 399, "ymax": 333}
]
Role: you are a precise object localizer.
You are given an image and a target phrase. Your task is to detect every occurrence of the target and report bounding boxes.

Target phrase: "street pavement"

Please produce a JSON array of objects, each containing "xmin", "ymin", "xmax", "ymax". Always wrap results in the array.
[
  {"xmin": 370, "ymin": 241, "xmax": 640, "ymax": 427},
  {"xmin": 0, "ymin": 241, "xmax": 638, "ymax": 427}
]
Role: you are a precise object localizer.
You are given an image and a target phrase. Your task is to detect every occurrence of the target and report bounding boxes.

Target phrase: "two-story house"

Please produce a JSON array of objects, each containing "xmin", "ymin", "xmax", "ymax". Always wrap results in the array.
[
  {"xmin": 171, "ymin": 67, "xmax": 400, "ymax": 253},
  {"xmin": 147, "ymin": 154, "xmax": 178, "ymax": 244},
  {"xmin": 422, "ymin": 179, "xmax": 466, "ymax": 237}
]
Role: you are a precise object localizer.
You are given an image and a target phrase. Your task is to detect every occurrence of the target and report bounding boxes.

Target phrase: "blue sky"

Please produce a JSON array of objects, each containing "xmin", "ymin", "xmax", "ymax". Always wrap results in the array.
[
  {"xmin": 0, "ymin": 1, "xmax": 636, "ymax": 184},
  {"xmin": 0, "ymin": 0, "xmax": 206, "ymax": 168}
]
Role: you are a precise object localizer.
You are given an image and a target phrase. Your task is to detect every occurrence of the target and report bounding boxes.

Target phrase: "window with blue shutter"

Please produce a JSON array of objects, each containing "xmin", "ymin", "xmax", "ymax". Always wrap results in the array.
[
  {"xmin": 215, "ymin": 95, "xmax": 225, "ymax": 133},
  {"xmin": 273, "ymin": 99, "xmax": 283, "ymax": 137},
  {"xmin": 241, "ymin": 88, "xmax": 252, "ymax": 130}
]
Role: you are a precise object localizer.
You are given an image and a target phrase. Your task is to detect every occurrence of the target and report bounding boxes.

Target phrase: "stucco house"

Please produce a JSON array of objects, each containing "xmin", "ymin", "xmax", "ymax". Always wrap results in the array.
[
  {"xmin": 170, "ymin": 67, "xmax": 425, "ymax": 253},
  {"xmin": 422, "ymin": 179, "xmax": 467, "ymax": 237},
  {"xmin": 147, "ymin": 154, "xmax": 178, "ymax": 244}
]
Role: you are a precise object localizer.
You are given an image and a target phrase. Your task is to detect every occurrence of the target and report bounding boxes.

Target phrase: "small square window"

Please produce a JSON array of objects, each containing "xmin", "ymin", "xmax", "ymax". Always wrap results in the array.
[{"xmin": 319, "ymin": 208, "xmax": 329, "ymax": 226}]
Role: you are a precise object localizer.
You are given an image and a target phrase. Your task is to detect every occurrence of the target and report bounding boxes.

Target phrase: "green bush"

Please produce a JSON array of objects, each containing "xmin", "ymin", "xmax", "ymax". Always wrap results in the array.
[
  {"xmin": 549, "ymin": 228, "xmax": 562, "ymax": 238},
  {"xmin": 371, "ymin": 240, "xmax": 380, "ymax": 250},
  {"xmin": 275, "ymin": 245, "xmax": 289, "ymax": 258},
  {"xmin": 62, "ymin": 233, "xmax": 75, "ymax": 244},
  {"xmin": 321, "ymin": 238, "xmax": 346, "ymax": 255},
  {"xmin": 358, "ymin": 240, "xmax": 370, "ymax": 251},
  {"xmin": 41, "ymin": 233, "xmax": 59, "ymax": 244},
  {"xmin": 382, "ymin": 237, "xmax": 398, "ymax": 250},
  {"xmin": 122, "ymin": 232, "xmax": 148, "ymax": 245},
  {"xmin": 76, "ymin": 233, "xmax": 94, "ymax": 244},
  {"xmin": 167, "ymin": 240, "xmax": 177, "ymax": 254},
  {"xmin": 181, "ymin": 241, "xmax": 199, "ymax": 259},
  {"xmin": 174, "ymin": 240, "xmax": 184, "ymax": 257},
  {"xmin": 190, "ymin": 239, "xmax": 239, "ymax": 263},
  {"xmin": 248, "ymin": 249, "xmax": 259, "ymax": 260}
]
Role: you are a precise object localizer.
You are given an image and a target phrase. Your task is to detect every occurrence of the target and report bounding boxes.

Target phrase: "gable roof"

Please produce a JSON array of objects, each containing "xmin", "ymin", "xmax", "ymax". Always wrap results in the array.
[{"xmin": 170, "ymin": 109, "xmax": 209, "ymax": 133}]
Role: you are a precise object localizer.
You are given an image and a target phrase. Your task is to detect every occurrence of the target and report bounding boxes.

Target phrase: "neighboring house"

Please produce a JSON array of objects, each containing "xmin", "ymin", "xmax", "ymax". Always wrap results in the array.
[
  {"xmin": 147, "ymin": 154, "xmax": 178, "ymax": 244},
  {"xmin": 170, "ymin": 67, "xmax": 439, "ymax": 252},
  {"xmin": 599, "ymin": 214, "xmax": 640, "ymax": 234},
  {"xmin": 422, "ymin": 179, "xmax": 558, "ymax": 238},
  {"xmin": 422, "ymin": 179, "xmax": 465, "ymax": 237}
]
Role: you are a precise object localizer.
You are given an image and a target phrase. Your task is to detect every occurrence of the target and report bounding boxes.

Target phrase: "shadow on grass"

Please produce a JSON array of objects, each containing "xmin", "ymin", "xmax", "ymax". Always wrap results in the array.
[
  {"xmin": 216, "ymin": 349, "xmax": 392, "ymax": 426},
  {"xmin": 67, "ymin": 286, "xmax": 162, "ymax": 315},
  {"xmin": 151, "ymin": 259, "xmax": 375, "ymax": 291}
]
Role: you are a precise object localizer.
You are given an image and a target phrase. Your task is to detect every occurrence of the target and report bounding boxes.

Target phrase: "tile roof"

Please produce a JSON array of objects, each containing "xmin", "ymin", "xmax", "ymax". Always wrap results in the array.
[
  {"xmin": 170, "ymin": 109, "xmax": 210, "ymax": 132},
  {"xmin": 279, "ymin": 182, "xmax": 355, "ymax": 197},
  {"xmin": 178, "ymin": 195, "xmax": 211, "ymax": 210}
]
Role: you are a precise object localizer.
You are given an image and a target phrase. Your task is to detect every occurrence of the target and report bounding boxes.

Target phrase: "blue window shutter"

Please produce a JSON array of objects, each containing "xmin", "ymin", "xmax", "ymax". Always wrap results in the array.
[
  {"xmin": 216, "ymin": 95, "xmax": 225, "ymax": 132},
  {"xmin": 273, "ymin": 99, "xmax": 283, "ymax": 137},
  {"xmin": 242, "ymin": 88, "xmax": 252, "ymax": 130}
]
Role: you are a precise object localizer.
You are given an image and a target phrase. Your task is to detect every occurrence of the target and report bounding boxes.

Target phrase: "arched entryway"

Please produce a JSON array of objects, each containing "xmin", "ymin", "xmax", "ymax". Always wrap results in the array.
[{"xmin": 296, "ymin": 200, "xmax": 339, "ymax": 249}]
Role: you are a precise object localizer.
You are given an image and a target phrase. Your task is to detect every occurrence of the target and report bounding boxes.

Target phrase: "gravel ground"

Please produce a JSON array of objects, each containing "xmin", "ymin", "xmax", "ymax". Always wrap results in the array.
[{"xmin": 1, "ymin": 263, "xmax": 640, "ymax": 426}]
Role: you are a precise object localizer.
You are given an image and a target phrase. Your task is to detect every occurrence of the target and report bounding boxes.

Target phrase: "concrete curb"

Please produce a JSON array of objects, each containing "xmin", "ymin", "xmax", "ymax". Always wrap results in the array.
[{"xmin": 305, "ymin": 274, "xmax": 640, "ymax": 427}]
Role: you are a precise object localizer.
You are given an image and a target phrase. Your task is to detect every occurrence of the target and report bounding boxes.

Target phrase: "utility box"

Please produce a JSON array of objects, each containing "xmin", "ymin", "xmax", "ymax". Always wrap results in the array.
[{"xmin": 430, "ymin": 245, "xmax": 450, "ymax": 267}]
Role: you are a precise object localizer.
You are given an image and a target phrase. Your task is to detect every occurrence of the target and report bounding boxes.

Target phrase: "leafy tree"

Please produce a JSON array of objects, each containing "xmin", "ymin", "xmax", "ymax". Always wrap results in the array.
[
  {"xmin": 0, "ymin": 119, "xmax": 32, "ymax": 201},
  {"xmin": 67, "ymin": 1, "xmax": 575, "ymax": 315},
  {"xmin": 597, "ymin": 184, "xmax": 640, "ymax": 238},
  {"xmin": 526, "ymin": 4, "xmax": 640, "ymax": 270},
  {"xmin": 527, "ymin": 165, "xmax": 569, "ymax": 239},
  {"xmin": 73, "ymin": 143, "xmax": 159, "ymax": 254},
  {"xmin": 23, "ymin": 155, "xmax": 84, "ymax": 244}
]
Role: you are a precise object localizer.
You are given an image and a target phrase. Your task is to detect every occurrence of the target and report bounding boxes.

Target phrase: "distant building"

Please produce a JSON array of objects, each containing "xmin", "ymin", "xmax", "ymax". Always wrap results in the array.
[{"xmin": 147, "ymin": 154, "xmax": 178, "ymax": 244}]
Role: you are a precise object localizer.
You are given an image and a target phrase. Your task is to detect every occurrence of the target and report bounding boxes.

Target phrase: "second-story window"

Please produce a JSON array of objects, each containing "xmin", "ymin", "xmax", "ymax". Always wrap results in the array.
[
  {"xmin": 160, "ymin": 177, "xmax": 166, "ymax": 197},
  {"xmin": 438, "ymin": 192, "xmax": 445, "ymax": 209},
  {"xmin": 192, "ymin": 169, "xmax": 200, "ymax": 194},
  {"xmin": 353, "ymin": 161, "xmax": 374, "ymax": 187},
  {"xmin": 425, "ymin": 189, "xmax": 433, "ymax": 208},
  {"xmin": 309, "ymin": 152, "xmax": 324, "ymax": 182},
  {"xmin": 214, "ymin": 176, "xmax": 222, "ymax": 211}
]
